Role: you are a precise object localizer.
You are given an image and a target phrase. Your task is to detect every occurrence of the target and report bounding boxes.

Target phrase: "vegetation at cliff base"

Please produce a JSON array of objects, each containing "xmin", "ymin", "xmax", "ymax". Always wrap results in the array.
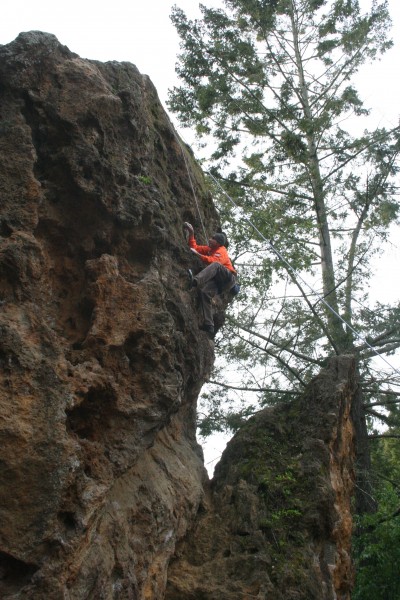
[{"xmin": 353, "ymin": 423, "xmax": 400, "ymax": 599}]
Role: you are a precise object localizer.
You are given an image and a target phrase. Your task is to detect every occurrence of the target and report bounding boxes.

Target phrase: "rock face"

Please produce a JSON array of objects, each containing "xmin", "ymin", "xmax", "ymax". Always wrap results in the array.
[
  {"xmin": 166, "ymin": 356, "xmax": 356, "ymax": 600},
  {"xmin": 0, "ymin": 32, "xmax": 219, "ymax": 599},
  {"xmin": 0, "ymin": 33, "xmax": 356, "ymax": 600}
]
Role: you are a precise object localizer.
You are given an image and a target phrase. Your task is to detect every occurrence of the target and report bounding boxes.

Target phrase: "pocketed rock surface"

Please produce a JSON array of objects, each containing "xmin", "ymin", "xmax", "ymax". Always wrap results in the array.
[{"xmin": 0, "ymin": 31, "xmax": 218, "ymax": 599}]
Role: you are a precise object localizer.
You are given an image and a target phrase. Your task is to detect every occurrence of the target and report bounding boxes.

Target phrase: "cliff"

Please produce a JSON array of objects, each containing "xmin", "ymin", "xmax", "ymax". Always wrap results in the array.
[
  {"xmin": 0, "ymin": 31, "xmax": 217, "ymax": 599},
  {"xmin": 0, "ymin": 33, "xmax": 356, "ymax": 599}
]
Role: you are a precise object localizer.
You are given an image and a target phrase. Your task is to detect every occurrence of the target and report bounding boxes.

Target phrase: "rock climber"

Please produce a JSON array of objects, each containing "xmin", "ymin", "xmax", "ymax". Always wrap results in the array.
[{"xmin": 184, "ymin": 222, "xmax": 237, "ymax": 339}]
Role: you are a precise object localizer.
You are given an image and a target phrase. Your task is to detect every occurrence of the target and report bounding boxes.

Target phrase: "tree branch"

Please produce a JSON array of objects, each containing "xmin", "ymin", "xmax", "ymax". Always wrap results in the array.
[
  {"xmin": 364, "ymin": 408, "xmax": 390, "ymax": 423},
  {"xmin": 364, "ymin": 398, "xmax": 400, "ymax": 408},
  {"xmin": 323, "ymin": 125, "xmax": 400, "ymax": 183},
  {"xmin": 235, "ymin": 332, "xmax": 307, "ymax": 386},
  {"xmin": 356, "ymin": 328, "xmax": 398, "ymax": 352},
  {"xmin": 360, "ymin": 506, "xmax": 400, "ymax": 534},
  {"xmin": 207, "ymin": 379, "xmax": 301, "ymax": 395},
  {"xmin": 368, "ymin": 434, "xmax": 400, "ymax": 439},
  {"xmin": 360, "ymin": 341, "xmax": 400, "ymax": 360},
  {"xmin": 211, "ymin": 172, "xmax": 313, "ymax": 201},
  {"xmin": 343, "ymin": 180, "xmax": 372, "ymax": 327},
  {"xmin": 230, "ymin": 319, "xmax": 324, "ymax": 366}
]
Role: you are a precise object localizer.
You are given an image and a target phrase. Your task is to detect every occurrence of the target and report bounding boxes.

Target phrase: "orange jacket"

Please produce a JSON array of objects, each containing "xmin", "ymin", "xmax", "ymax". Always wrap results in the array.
[{"xmin": 189, "ymin": 238, "xmax": 237, "ymax": 274}]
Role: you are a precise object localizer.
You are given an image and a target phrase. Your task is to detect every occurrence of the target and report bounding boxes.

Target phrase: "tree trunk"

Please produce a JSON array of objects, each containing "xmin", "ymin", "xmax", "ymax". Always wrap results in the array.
[
  {"xmin": 351, "ymin": 378, "xmax": 378, "ymax": 514},
  {"xmin": 289, "ymin": 1, "xmax": 347, "ymax": 350}
]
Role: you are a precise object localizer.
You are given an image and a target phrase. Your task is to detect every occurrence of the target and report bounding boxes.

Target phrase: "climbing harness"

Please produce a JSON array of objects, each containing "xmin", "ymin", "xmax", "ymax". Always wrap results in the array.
[{"xmin": 231, "ymin": 282, "xmax": 241, "ymax": 296}]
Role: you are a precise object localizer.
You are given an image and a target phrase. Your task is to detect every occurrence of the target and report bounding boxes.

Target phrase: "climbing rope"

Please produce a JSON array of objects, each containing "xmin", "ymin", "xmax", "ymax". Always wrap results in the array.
[
  {"xmin": 207, "ymin": 171, "xmax": 400, "ymax": 379},
  {"xmin": 171, "ymin": 125, "xmax": 209, "ymax": 242}
]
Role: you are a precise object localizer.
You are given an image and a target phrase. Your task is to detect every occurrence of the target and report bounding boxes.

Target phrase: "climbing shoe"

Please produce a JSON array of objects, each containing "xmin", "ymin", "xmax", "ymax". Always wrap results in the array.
[
  {"xmin": 188, "ymin": 269, "xmax": 197, "ymax": 289},
  {"xmin": 200, "ymin": 324, "xmax": 215, "ymax": 339}
]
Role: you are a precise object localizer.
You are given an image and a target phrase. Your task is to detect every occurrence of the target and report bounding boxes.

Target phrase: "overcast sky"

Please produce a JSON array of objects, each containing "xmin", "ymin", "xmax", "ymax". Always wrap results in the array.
[{"xmin": 1, "ymin": 0, "xmax": 399, "ymax": 119}]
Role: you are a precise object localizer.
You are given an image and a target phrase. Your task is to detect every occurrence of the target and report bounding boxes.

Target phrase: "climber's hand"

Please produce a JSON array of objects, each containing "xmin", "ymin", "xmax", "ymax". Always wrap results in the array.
[
  {"xmin": 184, "ymin": 222, "xmax": 194, "ymax": 234},
  {"xmin": 190, "ymin": 248, "xmax": 200, "ymax": 256}
]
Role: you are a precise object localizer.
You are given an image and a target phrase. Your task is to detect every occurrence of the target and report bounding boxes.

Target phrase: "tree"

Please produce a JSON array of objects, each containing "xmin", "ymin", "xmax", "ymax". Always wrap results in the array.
[{"xmin": 169, "ymin": 0, "xmax": 400, "ymax": 512}]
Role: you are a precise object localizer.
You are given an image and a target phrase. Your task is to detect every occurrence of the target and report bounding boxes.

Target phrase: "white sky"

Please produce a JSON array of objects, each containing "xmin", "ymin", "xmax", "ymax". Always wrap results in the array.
[
  {"xmin": 1, "ymin": 0, "xmax": 399, "ymax": 118},
  {"xmin": 1, "ymin": 1, "xmax": 400, "ymax": 473}
]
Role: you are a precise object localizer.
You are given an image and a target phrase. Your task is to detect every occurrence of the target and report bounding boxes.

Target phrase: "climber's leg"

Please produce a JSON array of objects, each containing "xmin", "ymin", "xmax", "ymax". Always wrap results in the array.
[{"xmin": 195, "ymin": 277, "xmax": 219, "ymax": 338}]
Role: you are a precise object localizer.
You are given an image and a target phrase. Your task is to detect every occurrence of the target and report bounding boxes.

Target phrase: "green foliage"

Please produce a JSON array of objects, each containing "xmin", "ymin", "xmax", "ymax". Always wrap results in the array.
[
  {"xmin": 137, "ymin": 175, "xmax": 152, "ymax": 185},
  {"xmin": 353, "ymin": 432, "xmax": 400, "ymax": 599},
  {"xmin": 354, "ymin": 508, "xmax": 400, "ymax": 599},
  {"xmin": 171, "ymin": 0, "xmax": 400, "ymax": 439},
  {"xmin": 197, "ymin": 388, "xmax": 257, "ymax": 437}
]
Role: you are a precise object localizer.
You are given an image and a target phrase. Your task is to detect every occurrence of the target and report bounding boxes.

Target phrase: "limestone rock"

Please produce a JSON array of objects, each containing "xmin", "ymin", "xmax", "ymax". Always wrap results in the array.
[{"xmin": 0, "ymin": 31, "xmax": 217, "ymax": 599}]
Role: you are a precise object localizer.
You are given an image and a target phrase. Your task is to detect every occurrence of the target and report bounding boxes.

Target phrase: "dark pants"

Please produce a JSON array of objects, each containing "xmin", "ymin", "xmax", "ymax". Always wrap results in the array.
[{"xmin": 195, "ymin": 263, "xmax": 236, "ymax": 328}]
